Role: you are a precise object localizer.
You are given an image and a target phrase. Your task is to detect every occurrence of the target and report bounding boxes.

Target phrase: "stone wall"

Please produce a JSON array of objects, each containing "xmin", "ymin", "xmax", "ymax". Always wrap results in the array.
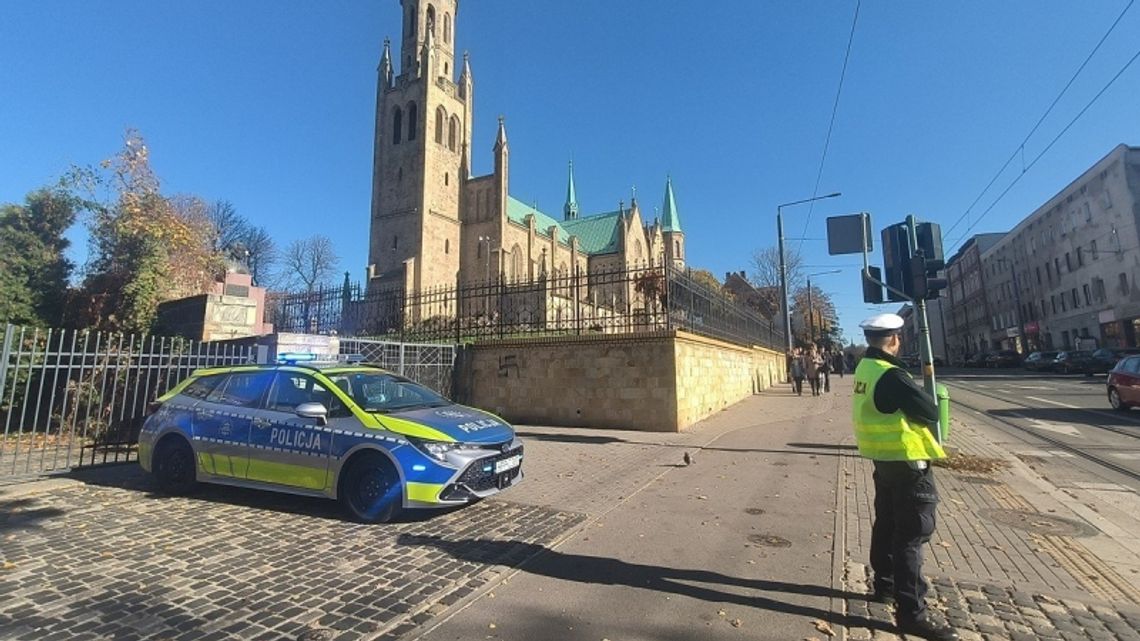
[{"xmin": 453, "ymin": 330, "xmax": 785, "ymax": 432}]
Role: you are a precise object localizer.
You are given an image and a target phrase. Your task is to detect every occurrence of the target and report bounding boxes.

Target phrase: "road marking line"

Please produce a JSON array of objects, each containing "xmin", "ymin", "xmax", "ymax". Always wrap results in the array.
[
  {"xmin": 1110, "ymin": 453, "xmax": 1140, "ymax": 461},
  {"xmin": 1025, "ymin": 395, "xmax": 1080, "ymax": 409},
  {"xmin": 1010, "ymin": 385, "xmax": 1057, "ymax": 391}
]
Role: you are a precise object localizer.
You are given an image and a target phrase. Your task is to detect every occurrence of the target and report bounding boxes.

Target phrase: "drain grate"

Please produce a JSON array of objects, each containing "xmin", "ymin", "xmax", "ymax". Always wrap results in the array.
[
  {"xmin": 748, "ymin": 533, "xmax": 791, "ymax": 547},
  {"xmin": 979, "ymin": 508, "xmax": 1095, "ymax": 538}
]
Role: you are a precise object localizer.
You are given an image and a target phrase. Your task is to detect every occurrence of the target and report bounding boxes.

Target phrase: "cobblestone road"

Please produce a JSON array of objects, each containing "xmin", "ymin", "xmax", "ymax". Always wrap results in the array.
[{"xmin": 0, "ymin": 470, "xmax": 585, "ymax": 641}]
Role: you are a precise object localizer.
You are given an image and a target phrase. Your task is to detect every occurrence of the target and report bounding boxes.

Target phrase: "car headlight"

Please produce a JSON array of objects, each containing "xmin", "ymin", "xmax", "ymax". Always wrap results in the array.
[{"xmin": 408, "ymin": 438, "xmax": 483, "ymax": 462}]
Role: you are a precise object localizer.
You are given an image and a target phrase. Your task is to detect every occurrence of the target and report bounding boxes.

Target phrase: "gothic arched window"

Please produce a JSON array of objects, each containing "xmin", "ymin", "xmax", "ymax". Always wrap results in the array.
[
  {"xmin": 675, "ymin": 240, "xmax": 681, "ymax": 257},
  {"xmin": 406, "ymin": 101, "xmax": 418, "ymax": 141},
  {"xmin": 448, "ymin": 115, "xmax": 459, "ymax": 151},
  {"xmin": 511, "ymin": 244, "xmax": 524, "ymax": 281},
  {"xmin": 426, "ymin": 5, "xmax": 436, "ymax": 37},
  {"xmin": 435, "ymin": 107, "xmax": 445, "ymax": 145},
  {"xmin": 444, "ymin": 13, "xmax": 452, "ymax": 43},
  {"xmin": 392, "ymin": 106, "xmax": 403, "ymax": 145}
]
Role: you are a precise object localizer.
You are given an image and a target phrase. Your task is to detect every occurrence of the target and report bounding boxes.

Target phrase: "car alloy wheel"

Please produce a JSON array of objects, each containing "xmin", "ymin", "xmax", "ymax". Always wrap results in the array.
[
  {"xmin": 1109, "ymin": 387, "xmax": 1128, "ymax": 411},
  {"xmin": 341, "ymin": 452, "xmax": 402, "ymax": 524},
  {"xmin": 154, "ymin": 438, "xmax": 198, "ymax": 495}
]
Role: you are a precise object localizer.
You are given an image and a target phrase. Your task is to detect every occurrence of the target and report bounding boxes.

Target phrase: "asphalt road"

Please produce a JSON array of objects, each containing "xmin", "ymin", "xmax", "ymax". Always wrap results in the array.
[{"xmin": 937, "ymin": 366, "xmax": 1140, "ymax": 488}]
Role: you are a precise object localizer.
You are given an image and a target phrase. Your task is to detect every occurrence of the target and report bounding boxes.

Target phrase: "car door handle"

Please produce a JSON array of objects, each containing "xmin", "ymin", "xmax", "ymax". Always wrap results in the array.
[{"xmin": 252, "ymin": 418, "xmax": 271, "ymax": 429}]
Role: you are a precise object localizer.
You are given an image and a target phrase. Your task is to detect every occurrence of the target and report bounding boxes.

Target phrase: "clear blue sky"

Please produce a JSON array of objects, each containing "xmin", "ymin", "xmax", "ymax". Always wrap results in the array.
[{"xmin": 3, "ymin": 1, "xmax": 1139, "ymax": 344}]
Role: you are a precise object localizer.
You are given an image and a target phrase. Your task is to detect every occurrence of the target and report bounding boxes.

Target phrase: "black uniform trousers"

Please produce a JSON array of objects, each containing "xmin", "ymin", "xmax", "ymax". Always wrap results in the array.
[{"xmin": 870, "ymin": 460, "xmax": 939, "ymax": 623}]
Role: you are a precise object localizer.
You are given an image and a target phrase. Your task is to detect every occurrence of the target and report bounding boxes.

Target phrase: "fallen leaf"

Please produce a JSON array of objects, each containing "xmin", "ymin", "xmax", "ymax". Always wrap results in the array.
[
  {"xmin": 488, "ymin": 623, "xmax": 497, "ymax": 629},
  {"xmin": 1, "ymin": 561, "xmax": 15, "ymax": 571},
  {"xmin": 813, "ymin": 619, "xmax": 835, "ymax": 637},
  {"xmin": 697, "ymin": 495, "xmax": 708, "ymax": 500},
  {"xmin": 717, "ymin": 609, "xmax": 727, "ymax": 616},
  {"xmin": 731, "ymin": 618, "xmax": 743, "ymax": 628},
  {"xmin": 938, "ymin": 541, "xmax": 952, "ymax": 548}
]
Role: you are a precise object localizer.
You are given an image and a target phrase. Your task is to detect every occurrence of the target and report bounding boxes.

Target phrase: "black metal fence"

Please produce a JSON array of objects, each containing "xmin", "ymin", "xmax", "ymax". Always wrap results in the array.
[{"xmin": 267, "ymin": 264, "xmax": 784, "ymax": 350}]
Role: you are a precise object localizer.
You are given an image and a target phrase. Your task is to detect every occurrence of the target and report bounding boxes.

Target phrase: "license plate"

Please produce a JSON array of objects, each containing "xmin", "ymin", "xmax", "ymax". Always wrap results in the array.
[{"xmin": 494, "ymin": 455, "xmax": 521, "ymax": 474}]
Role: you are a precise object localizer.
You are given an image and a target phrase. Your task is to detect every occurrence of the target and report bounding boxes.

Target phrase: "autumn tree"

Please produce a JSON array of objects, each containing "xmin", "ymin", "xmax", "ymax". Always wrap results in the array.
[
  {"xmin": 750, "ymin": 245, "xmax": 804, "ymax": 319},
  {"xmin": 0, "ymin": 189, "xmax": 77, "ymax": 326},
  {"xmin": 74, "ymin": 131, "xmax": 224, "ymax": 332},
  {"xmin": 689, "ymin": 269, "xmax": 722, "ymax": 292},
  {"xmin": 790, "ymin": 282, "xmax": 838, "ymax": 348},
  {"xmin": 279, "ymin": 235, "xmax": 340, "ymax": 293}
]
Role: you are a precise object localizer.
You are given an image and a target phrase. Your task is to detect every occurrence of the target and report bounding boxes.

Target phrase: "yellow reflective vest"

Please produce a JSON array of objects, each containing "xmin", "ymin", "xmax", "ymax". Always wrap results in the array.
[{"xmin": 852, "ymin": 357, "xmax": 946, "ymax": 461}]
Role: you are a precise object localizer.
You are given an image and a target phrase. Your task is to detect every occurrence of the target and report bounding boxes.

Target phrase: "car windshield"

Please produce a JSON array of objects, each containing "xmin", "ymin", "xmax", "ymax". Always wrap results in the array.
[{"xmin": 325, "ymin": 371, "xmax": 450, "ymax": 413}]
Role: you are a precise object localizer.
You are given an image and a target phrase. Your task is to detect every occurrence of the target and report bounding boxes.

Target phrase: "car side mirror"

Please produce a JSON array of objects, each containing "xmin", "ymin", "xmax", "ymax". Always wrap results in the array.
[{"xmin": 295, "ymin": 402, "xmax": 328, "ymax": 426}]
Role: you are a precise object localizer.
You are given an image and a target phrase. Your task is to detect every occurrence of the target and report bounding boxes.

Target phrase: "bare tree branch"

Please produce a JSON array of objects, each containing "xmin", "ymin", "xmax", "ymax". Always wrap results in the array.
[{"xmin": 280, "ymin": 235, "xmax": 339, "ymax": 293}]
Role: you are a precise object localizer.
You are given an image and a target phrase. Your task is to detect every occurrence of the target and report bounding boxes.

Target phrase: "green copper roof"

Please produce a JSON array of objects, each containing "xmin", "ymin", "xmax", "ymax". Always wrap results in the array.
[
  {"xmin": 507, "ymin": 196, "xmax": 563, "ymax": 237},
  {"xmin": 661, "ymin": 176, "xmax": 682, "ymax": 233},
  {"xmin": 564, "ymin": 160, "xmax": 579, "ymax": 220},
  {"xmin": 506, "ymin": 195, "xmax": 622, "ymax": 255},
  {"xmin": 563, "ymin": 209, "xmax": 622, "ymax": 254}
]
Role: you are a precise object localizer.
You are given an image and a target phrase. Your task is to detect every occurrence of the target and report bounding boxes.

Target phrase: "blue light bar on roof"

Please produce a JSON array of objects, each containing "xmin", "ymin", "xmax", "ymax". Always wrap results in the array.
[{"xmin": 277, "ymin": 352, "xmax": 318, "ymax": 364}]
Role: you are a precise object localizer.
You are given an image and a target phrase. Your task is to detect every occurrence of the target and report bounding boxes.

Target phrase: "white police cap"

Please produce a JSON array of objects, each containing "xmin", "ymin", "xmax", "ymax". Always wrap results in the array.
[{"xmin": 860, "ymin": 313, "xmax": 904, "ymax": 336}]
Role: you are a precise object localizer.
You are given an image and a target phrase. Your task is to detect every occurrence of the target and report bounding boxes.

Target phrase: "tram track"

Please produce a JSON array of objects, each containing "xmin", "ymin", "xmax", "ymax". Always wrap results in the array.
[{"xmin": 943, "ymin": 381, "xmax": 1140, "ymax": 483}]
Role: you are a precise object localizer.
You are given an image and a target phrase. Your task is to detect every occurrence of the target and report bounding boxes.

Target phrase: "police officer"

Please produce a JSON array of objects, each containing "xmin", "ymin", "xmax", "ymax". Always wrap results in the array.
[{"xmin": 853, "ymin": 313, "xmax": 958, "ymax": 641}]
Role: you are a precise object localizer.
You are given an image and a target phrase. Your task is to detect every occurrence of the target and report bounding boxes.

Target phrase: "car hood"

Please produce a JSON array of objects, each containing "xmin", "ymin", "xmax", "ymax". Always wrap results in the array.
[{"xmin": 376, "ymin": 404, "xmax": 515, "ymax": 444}]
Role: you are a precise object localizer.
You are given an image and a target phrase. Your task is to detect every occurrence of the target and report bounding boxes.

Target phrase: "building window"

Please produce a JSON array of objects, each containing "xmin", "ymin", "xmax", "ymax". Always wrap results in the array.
[
  {"xmin": 1065, "ymin": 253, "xmax": 1072, "ymax": 272},
  {"xmin": 1083, "ymin": 284, "xmax": 1091, "ymax": 306},
  {"xmin": 1071, "ymin": 288, "xmax": 1079, "ymax": 309},
  {"xmin": 476, "ymin": 242, "xmax": 482, "ymax": 258},
  {"xmin": 444, "ymin": 13, "xmax": 451, "ymax": 43},
  {"xmin": 392, "ymin": 236, "xmax": 398, "ymax": 250},
  {"xmin": 392, "ymin": 107, "xmax": 404, "ymax": 144},
  {"xmin": 1077, "ymin": 247, "xmax": 1084, "ymax": 267},
  {"xmin": 675, "ymin": 240, "xmax": 681, "ymax": 257},
  {"xmin": 1036, "ymin": 266, "xmax": 1041, "ymax": 285},
  {"xmin": 445, "ymin": 239, "xmax": 449, "ymax": 254},
  {"xmin": 1055, "ymin": 257, "xmax": 1061, "ymax": 276},
  {"xmin": 435, "ymin": 107, "xmax": 445, "ymax": 144},
  {"xmin": 444, "ymin": 172, "xmax": 449, "ymax": 186},
  {"xmin": 1091, "ymin": 240, "xmax": 1098, "ymax": 260},
  {"xmin": 448, "ymin": 115, "xmax": 459, "ymax": 151},
  {"xmin": 1120, "ymin": 272, "xmax": 1129, "ymax": 296},
  {"xmin": 1051, "ymin": 295, "xmax": 1057, "ymax": 314},
  {"xmin": 426, "ymin": 5, "xmax": 436, "ymax": 36},
  {"xmin": 407, "ymin": 102, "xmax": 418, "ymax": 141},
  {"xmin": 1040, "ymin": 299, "xmax": 1047, "ymax": 318},
  {"xmin": 1046, "ymin": 262, "xmax": 1052, "ymax": 282},
  {"xmin": 1094, "ymin": 278, "xmax": 1106, "ymax": 302}
]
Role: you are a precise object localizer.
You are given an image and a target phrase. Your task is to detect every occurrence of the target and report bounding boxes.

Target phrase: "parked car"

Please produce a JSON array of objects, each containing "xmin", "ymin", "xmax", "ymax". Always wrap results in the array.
[
  {"xmin": 1106, "ymin": 355, "xmax": 1140, "ymax": 410},
  {"xmin": 1085, "ymin": 348, "xmax": 1140, "ymax": 375},
  {"xmin": 985, "ymin": 350, "xmax": 1022, "ymax": 368},
  {"xmin": 1023, "ymin": 351, "xmax": 1059, "ymax": 371},
  {"xmin": 964, "ymin": 352, "xmax": 991, "ymax": 368},
  {"xmin": 139, "ymin": 357, "xmax": 524, "ymax": 523},
  {"xmin": 1053, "ymin": 350, "xmax": 1095, "ymax": 374}
]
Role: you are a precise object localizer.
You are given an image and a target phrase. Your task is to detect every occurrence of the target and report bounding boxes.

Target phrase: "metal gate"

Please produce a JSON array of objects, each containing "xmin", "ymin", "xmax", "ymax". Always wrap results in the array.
[
  {"xmin": 0, "ymin": 324, "xmax": 251, "ymax": 478},
  {"xmin": 338, "ymin": 338, "xmax": 456, "ymax": 397}
]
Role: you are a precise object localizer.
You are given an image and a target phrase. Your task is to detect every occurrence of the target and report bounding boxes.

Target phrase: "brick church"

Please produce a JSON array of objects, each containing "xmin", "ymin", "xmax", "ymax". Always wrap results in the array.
[{"xmin": 365, "ymin": 0, "xmax": 687, "ymax": 296}]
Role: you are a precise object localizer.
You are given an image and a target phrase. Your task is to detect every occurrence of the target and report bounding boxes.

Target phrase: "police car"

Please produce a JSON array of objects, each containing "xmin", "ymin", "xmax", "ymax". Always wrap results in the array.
[{"xmin": 138, "ymin": 355, "xmax": 523, "ymax": 523}]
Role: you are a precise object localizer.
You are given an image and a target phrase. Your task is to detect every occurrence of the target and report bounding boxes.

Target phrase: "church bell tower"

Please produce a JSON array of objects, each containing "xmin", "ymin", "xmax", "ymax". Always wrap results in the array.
[{"xmin": 368, "ymin": 0, "xmax": 470, "ymax": 293}]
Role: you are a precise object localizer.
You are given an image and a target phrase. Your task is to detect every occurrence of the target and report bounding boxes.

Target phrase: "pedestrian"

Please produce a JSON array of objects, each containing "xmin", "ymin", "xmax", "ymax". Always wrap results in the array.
[
  {"xmin": 805, "ymin": 348, "xmax": 822, "ymax": 396},
  {"xmin": 821, "ymin": 349, "xmax": 832, "ymax": 393},
  {"xmin": 852, "ymin": 313, "xmax": 957, "ymax": 641},
  {"xmin": 834, "ymin": 351, "xmax": 846, "ymax": 378},
  {"xmin": 790, "ymin": 349, "xmax": 806, "ymax": 396}
]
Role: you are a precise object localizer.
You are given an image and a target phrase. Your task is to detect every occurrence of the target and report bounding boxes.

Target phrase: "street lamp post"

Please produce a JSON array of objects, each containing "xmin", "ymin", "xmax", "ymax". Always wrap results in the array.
[
  {"xmin": 806, "ymin": 269, "xmax": 842, "ymax": 345},
  {"xmin": 777, "ymin": 193, "xmax": 842, "ymax": 351}
]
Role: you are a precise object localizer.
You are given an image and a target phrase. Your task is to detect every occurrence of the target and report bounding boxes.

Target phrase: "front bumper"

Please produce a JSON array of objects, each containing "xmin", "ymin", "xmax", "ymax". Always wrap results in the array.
[{"xmin": 406, "ymin": 441, "xmax": 524, "ymax": 507}]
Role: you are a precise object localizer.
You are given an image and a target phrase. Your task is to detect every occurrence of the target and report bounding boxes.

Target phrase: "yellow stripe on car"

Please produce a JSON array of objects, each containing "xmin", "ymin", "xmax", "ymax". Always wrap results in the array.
[
  {"xmin": 375, "ymin": 415, "xmax": 457, "ymax": 442},
  {"xmin": 406, "ymin": 482, "xmax": 445, "ymax": 503}
]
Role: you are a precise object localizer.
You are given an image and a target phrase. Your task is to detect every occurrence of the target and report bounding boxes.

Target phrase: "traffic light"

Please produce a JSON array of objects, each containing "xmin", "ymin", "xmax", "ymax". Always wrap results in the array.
[
  {"xmin": 881, "ymin": 224, "xmax": 911, "ymax": 302},
  {"xmin": 863, "ymin": 266, "xmax": 884, "ymax": 304},
  {"xmin": 908, "ymin": 250, "xmax": 949, "ymax": 300}
]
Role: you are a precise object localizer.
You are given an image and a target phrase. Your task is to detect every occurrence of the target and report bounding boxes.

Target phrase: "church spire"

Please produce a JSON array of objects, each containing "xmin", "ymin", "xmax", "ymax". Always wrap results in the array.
[
  {"xmin": 661, "ymin": 175, "xmax": 682, "ymax": 232},
  {"xmin": 494, "ymin": 116, "xmax": 508, "ymax": 150},
  {"xmin": 379, "ymin": 38, "xmax": 393, "ymax": 89},
  {"xmin": 563, "ymin": 160, "xmax": 579, "ymax": 220}
]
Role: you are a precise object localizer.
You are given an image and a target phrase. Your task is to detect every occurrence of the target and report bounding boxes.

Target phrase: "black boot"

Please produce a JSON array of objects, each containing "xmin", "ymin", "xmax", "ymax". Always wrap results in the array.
[{"xmin": 896, "ymin": 617, "xmax": 959, "ymax": 641}]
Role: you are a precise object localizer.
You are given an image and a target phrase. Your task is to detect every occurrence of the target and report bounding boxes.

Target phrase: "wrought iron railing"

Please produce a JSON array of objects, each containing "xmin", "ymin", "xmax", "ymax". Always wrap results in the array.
[{"xmin": 267, "ymin": 265, "xmax": 784, "ymax": 350}]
